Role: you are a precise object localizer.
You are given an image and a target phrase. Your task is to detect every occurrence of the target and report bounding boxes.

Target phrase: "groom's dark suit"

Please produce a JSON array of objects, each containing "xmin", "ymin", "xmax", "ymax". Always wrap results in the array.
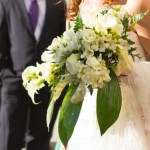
[
  {"xmin": 0, "ymin": 18, "xmax": 10, "ymax": 108},
  {"xmin": 0, "ymin": 0, "xmax": 66, "ymax": 150}
]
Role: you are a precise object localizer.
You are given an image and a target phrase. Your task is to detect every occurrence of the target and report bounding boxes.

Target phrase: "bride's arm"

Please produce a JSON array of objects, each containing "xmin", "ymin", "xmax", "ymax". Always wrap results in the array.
[
  {"xmin": 124, "ymin": 0, "xmax": 150, "ymax": 60},
  {"xmin": 123, "ymin": 0, "xmax": 150, "ymax": 133}
]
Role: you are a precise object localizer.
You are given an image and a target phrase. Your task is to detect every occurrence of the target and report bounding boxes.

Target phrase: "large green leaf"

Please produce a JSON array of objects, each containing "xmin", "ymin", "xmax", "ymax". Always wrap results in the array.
[
  {"xmin": 46, "ymin": 89, "xmax": 55, "ymax": 130},
  {"xmin": 97, "ymin": 69, "xmax": 122, "ymax": 135},
  {"xmin": 58, "ymin": 81, "xmax": 82, "ymax": 147},
  {"xmin": 46, "ymin": 98, "xmax": 55, "ymax": 130}
]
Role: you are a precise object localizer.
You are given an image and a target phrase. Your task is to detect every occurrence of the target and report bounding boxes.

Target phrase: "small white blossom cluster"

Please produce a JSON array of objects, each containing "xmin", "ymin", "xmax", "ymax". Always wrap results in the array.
[
  {"xmin": 22, "ymin": 6, "xmax": 135, "ymax": 102},
  {"xmin": 22, "ymin": 62, "xmax": 56, "ymax": 103}
]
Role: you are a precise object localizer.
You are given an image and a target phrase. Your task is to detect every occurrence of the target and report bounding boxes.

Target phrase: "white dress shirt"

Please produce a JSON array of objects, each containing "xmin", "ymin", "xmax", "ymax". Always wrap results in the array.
[{"xmin": 24, "ymin": 0, "xmax": 46, "ymax": 41}]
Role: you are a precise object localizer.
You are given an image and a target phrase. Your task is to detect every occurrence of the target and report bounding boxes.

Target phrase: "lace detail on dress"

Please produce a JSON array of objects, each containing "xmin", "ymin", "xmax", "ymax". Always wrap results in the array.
[{"xmin": 128, "ymin": 62, "xmax": 150, "ymax": 132}]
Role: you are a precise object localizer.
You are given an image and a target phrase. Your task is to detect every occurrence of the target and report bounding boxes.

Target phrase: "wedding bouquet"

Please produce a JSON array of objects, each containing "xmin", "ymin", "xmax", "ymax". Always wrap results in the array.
[{"xmin": 22, "ymin": 6, "xmax": 146, "ymax": 147}]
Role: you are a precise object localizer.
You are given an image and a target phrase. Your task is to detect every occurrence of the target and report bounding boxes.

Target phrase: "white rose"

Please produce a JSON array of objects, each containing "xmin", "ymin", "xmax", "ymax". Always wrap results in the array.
[{"xmin": 82, "ymin": 29, "xmax": 97, "ymax": 43}]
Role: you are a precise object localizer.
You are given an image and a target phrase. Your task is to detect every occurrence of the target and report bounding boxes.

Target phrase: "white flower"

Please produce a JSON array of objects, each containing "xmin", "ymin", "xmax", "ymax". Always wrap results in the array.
[
  {"xmin": 48, "ymin": 37, "xmax": 62, "ymax": 50},
  {"xmin": 26, "ymin": 78, "xmax": 45, "ymax": 104},
  {"xmin": 82, "ymin": 8, "xmax": 99, "ymax": 28},
  {"xmin": 86, "ymin": 56, "xmax": 103, "ymax": 71},
  {"xmin": 41, "ymin": 51, "xmax": 55, "ymax": 63},
  {"xmin": 97, "ymin": 67, "xmax": 111, "ymax": 88},
  {"xmin": 81, "ymin": 67, "xmax": 99, "ymax": 87},
  {"xmin": 99, "ymin": 15, "xmax": 118, "ymax": 28},
  {"xmin": 66, "ymin": 53, "xmax": 80, "ymax": 75},
  {"xmin": 66, "ymin": 36, "xmax": 80, "ymax": 52},
  {"xmin": 81, "ymin": 60, "xmax": 111, "ymax": 88},
  {"xmin": 112, "ymin": 24, "xmax": 124, "ymax": 36},
  {"xmin": 115, "ymin": 49, "xmax": 133, "ymax": 75},
  {"xmin": 81, "ymin": 40, "xmax": 94, "ymax": 57},
  {"xmin": 63, "ymin": 30, "xmax": 81, "ymax": 52},
  {"xmin": 22, "ymin": 66, "xmax": 37, "ymax": 87},
  {"xmin": 75, "ymin": 61, "xmax": 85, "ymax": 78},
  {"xmin": 53, "ymin": 49, "xmax": 66, "ymax": 64},
  {"xmin": 63, "ymin": 29, "xmax": 75, "ymax": 40},
  {"xmin": 82, "ymin": 29, "xmax": 97, "ymax": 43},
  {"xmin": 36, "ymin": 62, "xmax": 52, "ymax": 81},
  {"xmin": 99, "ymin": 43, "xmax": 106, "ymax": 52}
]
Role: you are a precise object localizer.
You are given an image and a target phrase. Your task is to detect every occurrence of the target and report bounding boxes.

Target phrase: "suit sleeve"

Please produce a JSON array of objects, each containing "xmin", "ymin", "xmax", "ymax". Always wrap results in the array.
[
  {"xmin": 0, "ymin": 1, "xmax": 7, "ymax": 72},
  {"xmin": 59, "ymin": 0, "xmax": 66, "ymax": 34},
  {"xmin": 0, "ymin": 0, "xmax": 4, "ymax": 27}
]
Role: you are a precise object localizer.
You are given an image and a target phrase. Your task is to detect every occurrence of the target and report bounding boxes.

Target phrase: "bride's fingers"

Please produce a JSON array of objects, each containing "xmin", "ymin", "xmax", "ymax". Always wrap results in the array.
[
  {"xmin": 145, "ymin": 128, "xmax": 150, "ymax": 136},
  {"xmin": 145, "ymin": 118, "xmax": 150, "ymax": 132}
]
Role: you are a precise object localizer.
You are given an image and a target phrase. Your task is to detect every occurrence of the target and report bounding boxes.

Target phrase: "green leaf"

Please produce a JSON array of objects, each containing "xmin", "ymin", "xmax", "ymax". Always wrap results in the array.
[
  {"xmin": 130, "ymin": 11, "xmax": 148, "ymax": 26},
  {"xmin": 127, "ymin": 39, "xmax": 135, "ymax": 45},
  {"xmin": 121, "ymin": 13, "xmax": 130, "ymax": 33},
  {"xmin": 87, "ymin": 85, "xmax": 93, "ymax": 95},
  {"xmin": 46, "ymin": 89, "xmax": 56, "ymax": 130},
  {"xmin": 73, "ymin": 14, "xmax": 84, "ymax": 32},
  {"xmin": 97, "ymin": 69, "xmax": 122, "ymax": 135},
  {"xmin": 57, "ymin": 51, "xmax": 71, "ymax": 64},
  {"xmin": 101, "ymin": 7, "xmax": 109, "ymax": 15},
  {"xmin": 58, "ymin": 80, "xmax": 82, "ymax": 147},
  {"xmin": 46, "ymin": 98, "xmax": 55, "ymax": 130}
]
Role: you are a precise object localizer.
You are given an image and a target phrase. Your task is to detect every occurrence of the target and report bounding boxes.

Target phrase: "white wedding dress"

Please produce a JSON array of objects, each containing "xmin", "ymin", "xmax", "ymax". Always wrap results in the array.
[{"xmin": 67, "ymin": 2, "xmax": 150, "ymax": 150}]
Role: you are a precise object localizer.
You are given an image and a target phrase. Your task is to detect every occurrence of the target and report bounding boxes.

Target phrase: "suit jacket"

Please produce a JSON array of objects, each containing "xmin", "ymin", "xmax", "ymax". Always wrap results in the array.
[
  {"xmin": 0, "ymin": 0, "xmax": 66, "ymax": 74},
  {"xmin": 0, "ymin": 18, "xmax": 9, "ymax": 72}
]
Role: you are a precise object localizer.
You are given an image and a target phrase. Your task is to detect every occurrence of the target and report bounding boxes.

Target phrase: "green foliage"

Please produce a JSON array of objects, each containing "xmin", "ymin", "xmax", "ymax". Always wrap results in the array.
[
  {"xmin": 128, "ymin": 47, "xmax": 142, "ymax": 61},
  {"xmin": 73, "ymin": 14, "xmax": 84, "ymax": 32},
  {"xmin": 87, "ymin": 85, "xmax": 93, "ymax": 95},
  {"xmin": 113, "ymin": 6, "xmax": 121, "ymax": 12},
  {"xmin": 130, "ymin": 11, "xmax": 148, "ymax": 26},
  {"xmin": 101, "ymin": 7, "xmax": 109, "ymax": 15},
  {"xmin": 46, "ymin": 96, "xmax": 55, "ymax": 131},
  {"xmin": 97, "ymin": 69, "xmax": 122, "ymax": 135},
  {"xmin": 58, "ymin": 80, "xmax": 82, "ymax": 147},
  {"xmin": 122, "ymin": 13, "xmax": 130, "ymax": 34},
  {"xmin": 68, "ymin": 21, "xmax": 73, "ymax": 30},
  {"xmin": 58, "ymin": 51, "xmax": 72, "ymax": 64}
]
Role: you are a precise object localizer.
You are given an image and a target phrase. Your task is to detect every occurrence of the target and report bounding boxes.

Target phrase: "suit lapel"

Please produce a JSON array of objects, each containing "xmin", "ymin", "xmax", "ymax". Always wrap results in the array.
[
  {"xmin": 38, "ymin": 0, "xmax": 54, "ymax": 43},
  {"xmin": 16, "ymin": 0, "xmax": 35, "ymax": 38}
]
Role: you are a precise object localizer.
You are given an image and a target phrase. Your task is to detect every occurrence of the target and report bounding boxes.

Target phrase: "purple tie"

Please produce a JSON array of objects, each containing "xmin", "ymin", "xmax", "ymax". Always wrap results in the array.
[{"xmin": 28, "ymin": 0, "xmax": 39, "ymax": 32}]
